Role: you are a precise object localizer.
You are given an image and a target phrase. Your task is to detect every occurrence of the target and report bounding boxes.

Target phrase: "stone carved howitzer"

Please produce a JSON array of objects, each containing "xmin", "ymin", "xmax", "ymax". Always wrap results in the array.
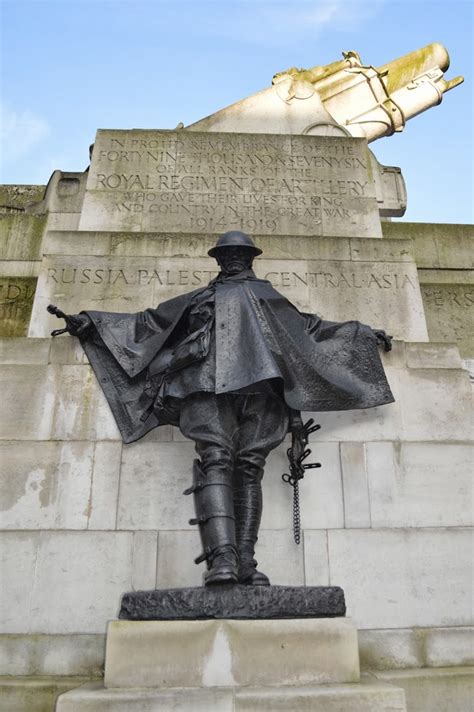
[{"xmin": 187, "ymin": 42, "xmax": 464, "ymax": 141}]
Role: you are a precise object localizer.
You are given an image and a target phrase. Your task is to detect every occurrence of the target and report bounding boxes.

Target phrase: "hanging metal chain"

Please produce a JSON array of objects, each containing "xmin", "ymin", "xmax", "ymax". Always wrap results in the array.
[
  {"xmin": 282, "ymin": 418, "xmax": 321, "ymax": 544},
  {"xmin": 292, "ymin": 478, "xmax": 301, "ymax": 544}
]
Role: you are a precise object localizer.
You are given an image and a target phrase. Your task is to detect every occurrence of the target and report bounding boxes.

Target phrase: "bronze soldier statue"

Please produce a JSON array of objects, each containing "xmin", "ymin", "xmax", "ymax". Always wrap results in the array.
[{"xmin": 48, "ymin": 231, "xmax": 393, "ymax": 587}]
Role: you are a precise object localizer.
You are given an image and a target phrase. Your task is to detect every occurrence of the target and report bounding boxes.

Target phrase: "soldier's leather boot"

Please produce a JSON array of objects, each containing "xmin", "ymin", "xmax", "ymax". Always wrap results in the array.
[
  {"xmin": 233, "ymin": 478, "xmax": 270, "ymax": 586},
  {"xmin": 184, "ymin": 460, "xmax": 239, "ymax": 585}
]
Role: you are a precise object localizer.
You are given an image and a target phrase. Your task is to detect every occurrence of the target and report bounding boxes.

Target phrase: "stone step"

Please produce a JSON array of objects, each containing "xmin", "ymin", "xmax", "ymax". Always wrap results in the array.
[
  {"xmin": 371, "ymin": 666, "xmax": 474, "ymax": 712},
  {"xmin": 0, "ymin": 675, "xmax": 91, "ymax": 712},
  {"xmin": 56, "ymin": 677, "xmax": 407, "ymax": 712}
]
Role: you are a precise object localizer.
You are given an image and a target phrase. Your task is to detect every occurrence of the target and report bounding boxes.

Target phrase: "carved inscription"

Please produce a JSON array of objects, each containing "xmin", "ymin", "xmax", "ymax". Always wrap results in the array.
[
  {"xmin": 84, "ymin": 131, "xmax": 378, "ymax": 235},
  {"xmin": 421, "ymin": 286, "xmax": 473, "ymax": 308},
  {"xmin": 46, "ymin": 266, "xmax": 416, "ymax": 290},
  {"xmin": 421, "ymin": 285, "xmax": 474, "ymax": 356},
  {"xmin": 0, "ymin": 278, "xmax": 36, "ymax": 336}
]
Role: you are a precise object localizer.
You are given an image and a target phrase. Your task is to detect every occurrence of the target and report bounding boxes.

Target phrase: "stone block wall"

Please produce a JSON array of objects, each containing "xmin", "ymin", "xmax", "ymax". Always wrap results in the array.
[{"xmin": 1, "ymin": 337, "xmax": 472, "ymax": 688}]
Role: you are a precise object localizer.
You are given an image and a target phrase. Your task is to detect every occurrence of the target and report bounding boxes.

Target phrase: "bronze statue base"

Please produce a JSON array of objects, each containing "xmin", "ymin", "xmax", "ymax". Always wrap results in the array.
[{"xmin": 119, "ymin": 585, "xmax": 345, "ymax": 620}]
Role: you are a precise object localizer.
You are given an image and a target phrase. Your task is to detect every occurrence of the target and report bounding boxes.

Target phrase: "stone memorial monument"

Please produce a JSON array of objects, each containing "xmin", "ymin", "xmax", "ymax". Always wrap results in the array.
[{"xmin": 0, "ymin": 44, "xmax": 472, "ymax": 712}]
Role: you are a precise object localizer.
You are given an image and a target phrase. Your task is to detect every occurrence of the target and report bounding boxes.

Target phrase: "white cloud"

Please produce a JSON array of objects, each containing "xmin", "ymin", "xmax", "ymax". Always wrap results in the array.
[
  {"xmin": 0, "ymin": 104, "xmax": 50, "ymax": 164},
  {"xmin": 267, "ymin": 0, "xmax": 385, "ymax": 34},
  {"xmin": 199, "ymin": 0, "xmax": 386, "ymax": 47}
]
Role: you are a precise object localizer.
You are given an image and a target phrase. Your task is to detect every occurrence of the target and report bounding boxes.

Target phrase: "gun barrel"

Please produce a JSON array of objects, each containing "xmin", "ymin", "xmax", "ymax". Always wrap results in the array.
[
  {"xmin": 321, "ymin": 42, "xmax": 464, "ymax": 142},
  {"xmin": 378, "ymin": 42, "xmax": 450, "ymax": 94}
]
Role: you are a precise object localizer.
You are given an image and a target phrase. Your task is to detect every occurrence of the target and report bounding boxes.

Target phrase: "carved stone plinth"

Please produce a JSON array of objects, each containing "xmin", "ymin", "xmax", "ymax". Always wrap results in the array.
[
  {"xmin": 104, "ymin": 617, "xmax": 359, "ymax": 688},
  {"xmin": 119, "ymin": 584, "xmax": 345, "ymax": 621}
]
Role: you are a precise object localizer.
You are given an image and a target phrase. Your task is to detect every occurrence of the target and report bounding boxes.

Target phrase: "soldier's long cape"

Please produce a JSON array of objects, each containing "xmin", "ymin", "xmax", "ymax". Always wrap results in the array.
[{"xmin": 80, "ymin": 271, "xmax": 394, "ymax": 443}]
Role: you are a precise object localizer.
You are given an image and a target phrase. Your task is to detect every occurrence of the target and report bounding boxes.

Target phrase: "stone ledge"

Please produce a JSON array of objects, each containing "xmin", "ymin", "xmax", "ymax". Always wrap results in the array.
[
  {"xmin": 0, "ymin": 634, "xmax": 106, "ymax": 677},
  {"xmin": 382, "ymin": 222, "xmax": 474, "ymax": 270},
  {"xmin": 119, "ymin": 584, "xmax": 345, "ymax": 620},
  {"xmin": 371, "ymin": 666, "xmax": 474, "ymax": 712},
  {"xmin": 56, "ymin": 677, "xmax": 407, "ymax": 712},
  {"xmin": 419, "ymin": 269, "xmax": 474, "ymax": 285},
  {"xmin": 1, "ymin": 627, "xmax": 473, "ymax": 678},
  {"xmin": 0, "ymin": 675, "xmax": 91, "ymax": 712},
  {"xmin": 359, "ymin": 627, "xmax": 474, "ymax": 671},
  {"xmin": 0, "ymin": 337, "xmax": 50, "ymax": 364}
]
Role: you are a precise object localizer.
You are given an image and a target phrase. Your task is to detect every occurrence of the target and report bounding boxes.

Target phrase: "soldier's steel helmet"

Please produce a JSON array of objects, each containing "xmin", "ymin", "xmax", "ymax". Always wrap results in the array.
[{"xmin": 208, "ymin": 231, "xmax": 262, "ymax": 257}]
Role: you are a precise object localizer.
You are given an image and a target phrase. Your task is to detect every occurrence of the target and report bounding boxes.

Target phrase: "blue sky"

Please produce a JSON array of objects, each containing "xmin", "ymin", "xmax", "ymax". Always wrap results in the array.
[{"xmin": 1, "ymin": 0, "xmax": 472, "ymax": 223}]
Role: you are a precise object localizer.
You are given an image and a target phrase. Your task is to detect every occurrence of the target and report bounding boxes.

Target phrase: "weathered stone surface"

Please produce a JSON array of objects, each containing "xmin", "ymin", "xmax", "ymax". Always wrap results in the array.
[
  {"xmin": 375, "ymin": 221, "xmax": 474, "ymax": 358},
  {"xmin": 87, "ymin": 442, "xmax": 122, "ymax": 530},
  {"xmin": 1, "ymin": 365, "xmax": 58, "ymax": 440},
  {"xmin": 80, "ymin": 130, "xmax": 382, "ymax": 238},
  {"xmin": 358, "ymin": 626, "xmax": 474, "ymax": 671},
  {"xmin": 119, "ymin": 585, "xmax": 345, "ymax": 621},
  {"xmin": 0, "ymin": 276, "xmax": 37, "ymax": 335},
  {"xmin": 261, "ymin": 442, "xmax": 344, "ymax": 531},
  {"xmin": 58, "ymin": 682, "xmax": 234, "ymax": 712},
  {"xmin": 254, "ymin": 529, "xmax": 305, "ymax": 586},
  {"xmin": 359, "ymin": 629, "xmax": 424, "ymax": 670},
  {"xmin": 340, "ymin": 442, "xmax": 370, "ymax": 528},
  {"xmin": 0, "ymin": 439, "xmax": 122, "ymax": 530},
  {"xmin": 52, "ymin": 365, "xmax": 120, "ymax": 441},
  {"xmin": 365, "ymin": 441, "xmax": 473, "ymax": 527},
  {"xmin": 28, "ymin": 251, "xmax": 428, "ymax": 341},
  {"xmin": 0, "ymin": 532, "xmax": 158, "ymax": 633},
  {"xmin": 0, "ymin": 184, "xmax": 45, "ymax": 210},
  {"xmin": 325, "ymin": 528, "xmax": 473, "ymax": 629},
  {"xmin": 382, "ymin": 221, "xmax": 474, "ymax": 270},
  {"xmin": 0, "ymin": 258, "xmax": 39, "ymax": 278},
  {"xmin": 0, "ymin": 336, "xmax": 50, "ymax": 364},
  {"xmin": 396, "ymin": 365, "xmax": 473, "ymax": 441},
  {"xmin": 43, "ymin": 230, "xmax": 412, "ymax": 261},
  {"xmin": 0, "ymin": 213, "xmax": 46, "ymax": 260},
  {"xmin": 156, "ymin": 530, "xmax": 202, "ymax": 588},
  {"xmin": 419, "ymin": 270, "xmax": 474, "ymax": 357},
  {"xmin": 117, "ymin": 441, "xmax": 196, "ymax": 530},
  {"xmin": 234, "ymin": 677, "xmax": 406, "ymax": 712},
  {"xmin": 405, "ymin": 341, "xmax": 463, "ymax": 369},
  {"xmin": 372, "ymin": 667, "xmax": 474, "ymax": 712},
  {"xmin": 0, "ymin": 533, "xmax": 39, "ymax": 633},
  {"xmin": 129, "ymin": 531, "xmax": 158, "ymax": 593},
  {"xmin": 47, "ymin": 211, "xmax": 81, "ymax": 230},
  {"xmin": 0, "ymin": 634, "xmax": 105, "ymax": 677},
  {"xmin": 105, "ymin": 617, "xmax": 357, "ymax": 688},
  {"xmin": 155, "ymin": 528, "xmax": 305, "ymax": 589},
  {"xmin": 27, "ymin": 171, "xmax": 87, "ymax": 223},
  {"xmin": 48, "ymin": 334, "xmax": 89, "ymax": 364},
  {"xmin": 303, "ymin": 530, "xmax": 330, "ymax": 586},
  {"xmin": 0, "ymin": 676, "xmax": 90, "ymax": 712},
  {"xmin": 0, "ymin": 441, "xmax": 94, "ymax": 529},
  {"xmin": 424, "ymin": 627, "xmax": 474, "ymax": 668}
]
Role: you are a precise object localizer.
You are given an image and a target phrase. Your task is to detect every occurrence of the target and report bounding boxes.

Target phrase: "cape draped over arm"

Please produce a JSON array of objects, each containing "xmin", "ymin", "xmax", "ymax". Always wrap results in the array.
[{"xmin": 77, "ymin": 276, "xmax": 394, "ymax": 444}]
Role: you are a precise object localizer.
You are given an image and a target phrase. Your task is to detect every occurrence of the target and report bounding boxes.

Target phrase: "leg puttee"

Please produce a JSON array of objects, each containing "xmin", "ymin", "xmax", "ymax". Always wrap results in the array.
[{"xmin": 184, "ymin": 459, "xmax": 238, "ymax": 586}]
